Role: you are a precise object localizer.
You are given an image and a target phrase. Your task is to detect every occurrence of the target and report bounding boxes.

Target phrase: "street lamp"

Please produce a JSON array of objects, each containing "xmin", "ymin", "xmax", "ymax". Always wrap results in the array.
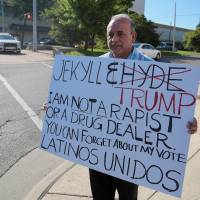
[
  {"xmin": 1, "ymin": 0, "xmax": 5, "ymax": 32},
  {"xmin": 172, "ymin": 0, "xmax": 176, "ymax": 51},
  {"xmin": 33, "ymin": 0, "xmax": 37, "ymax": 51}
]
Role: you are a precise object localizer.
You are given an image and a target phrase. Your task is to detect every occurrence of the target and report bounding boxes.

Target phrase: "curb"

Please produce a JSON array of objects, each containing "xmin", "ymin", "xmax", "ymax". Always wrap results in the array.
[
  {"xmin": 24, "ymin": 162, "xmax": 76, "ymax": 200},
  {"xmin": 37, "ymin": 50, "xmax": 54, "ymax": 56}
]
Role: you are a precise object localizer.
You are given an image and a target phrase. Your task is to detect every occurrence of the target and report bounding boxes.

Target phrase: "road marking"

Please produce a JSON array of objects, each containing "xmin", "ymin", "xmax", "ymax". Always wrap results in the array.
[
  {"xmin": 41, "ymin": 62, "xmax": 53, "ymax": 69},
  {"xmin": 0, "ymin": 73, "xmax": 43, "ymax": 131}
]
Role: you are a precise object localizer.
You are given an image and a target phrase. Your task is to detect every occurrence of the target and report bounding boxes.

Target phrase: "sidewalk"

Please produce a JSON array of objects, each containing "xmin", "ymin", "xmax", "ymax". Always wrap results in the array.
[
  {"xmin": 0, "ymin": 49, "xmax": 54, "ymax": 64},
  {"xmin": 25, "ymin": 88, "xmax": 200, "ymax": 200}
]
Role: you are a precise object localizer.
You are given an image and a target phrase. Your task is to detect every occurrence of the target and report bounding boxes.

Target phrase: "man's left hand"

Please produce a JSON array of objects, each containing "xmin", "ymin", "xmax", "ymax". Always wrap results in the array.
[{"xmin": 187, "ymin": 117, "xmax": 198, "ymax": 134}]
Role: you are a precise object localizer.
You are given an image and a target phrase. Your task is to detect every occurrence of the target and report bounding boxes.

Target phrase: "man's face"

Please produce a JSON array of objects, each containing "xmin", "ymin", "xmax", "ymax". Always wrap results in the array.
[{"xmin": 107, "ymin": 19, "xmax": 136, "ymax": 58}]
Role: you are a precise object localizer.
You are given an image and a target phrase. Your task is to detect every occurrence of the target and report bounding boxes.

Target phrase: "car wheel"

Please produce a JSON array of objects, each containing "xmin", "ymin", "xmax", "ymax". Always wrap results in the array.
[{"xmin": 155, "ymin": 53, "xmax": 161, "ymax": 60}]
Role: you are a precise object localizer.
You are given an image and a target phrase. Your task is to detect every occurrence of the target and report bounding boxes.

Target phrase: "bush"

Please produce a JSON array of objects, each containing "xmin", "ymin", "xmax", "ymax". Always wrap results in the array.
[{"xmin": 183, "ymin": 28, "xmax": 200, "ymax": 52}]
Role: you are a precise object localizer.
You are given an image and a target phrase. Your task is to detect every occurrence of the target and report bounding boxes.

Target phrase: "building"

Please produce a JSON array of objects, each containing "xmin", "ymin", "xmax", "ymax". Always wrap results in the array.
[
  {"xmin": 0, "ymin": 0, "xmax": 51, "ymax": 47},
  {"xmin": 0, "ymin": 12, "xmax": 50, "ymax": 46},
  {"xmin": 154, "ymin": 22, "xmax": 193, "ymax": 44},
  {"xmin": 130, "ymin": 0, "xmax": 193, "ymax": 44}
]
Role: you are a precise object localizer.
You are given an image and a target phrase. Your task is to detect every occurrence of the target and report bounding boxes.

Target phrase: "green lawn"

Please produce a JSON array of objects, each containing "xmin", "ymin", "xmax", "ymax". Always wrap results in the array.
[
  {"xmin": 65, "ymin": 48, "xmax": 108, "ymax": 56},
  {"xmin": 64, "ymin": 48, "xmax": 200, "ymax": 57},
  {"xmin": 161, "ymin": 50, "xmax": 200, "ymax": 57}
]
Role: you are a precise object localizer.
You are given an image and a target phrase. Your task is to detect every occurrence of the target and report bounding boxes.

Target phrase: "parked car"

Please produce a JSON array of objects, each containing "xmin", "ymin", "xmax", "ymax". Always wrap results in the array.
[
  {"xmin": 39, "ymin": 37, "xmax": 58, "ymax": 45},
  {"xmin": 23, "ymin": 40, "xmax": 33, "ymax": 48},
  {"xmin": 0, "ymin": 33, "xmax": 21, "ymax": 53},
  {"xmin": 157, "ymin": 42, "xmax": 176, "ymax": 51},
  {"xmin": 133, "ymin": 43, "xmax": 161, "ymax": 60},
  {"xmin": 24, "ymin": 38, "xmax": 59, "ymax": 49}
]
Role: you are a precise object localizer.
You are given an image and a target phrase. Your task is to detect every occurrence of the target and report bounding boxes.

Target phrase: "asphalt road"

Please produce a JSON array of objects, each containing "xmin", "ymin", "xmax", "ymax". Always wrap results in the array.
[
  {"xmin": 0, "ymin": 53, "xmax": 53, "ymax": 177},
  {"xmin": 0, "ymin": 51, "xmax": 70, "ymax": 200},
  {"xmin": 160, "ymin": 55, "xmax": 200, "ymax": 65},
  {"xmin": 0, "ymin": 51, "xmax": 199, "ymax": 199}
]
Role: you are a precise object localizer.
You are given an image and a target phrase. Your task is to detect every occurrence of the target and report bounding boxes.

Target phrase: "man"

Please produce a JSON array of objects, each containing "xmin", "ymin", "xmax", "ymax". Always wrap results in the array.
[
  {"xmin": 41, "ymin": 13, "xmax": 197, "ymax": 200},
  {"xmin": 89, "ymin": 13, "xmax": 198, "ymax": 200},
  {"xmin": 101, "ymin": 13, "xmax": 152, "ymax": 61}
]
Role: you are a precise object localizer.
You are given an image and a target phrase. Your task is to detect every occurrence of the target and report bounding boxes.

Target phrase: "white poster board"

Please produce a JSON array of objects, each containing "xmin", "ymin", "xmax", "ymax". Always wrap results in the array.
[{"xmin": 40, "ymin": 55, "xmax": 200, "ymax": 197}]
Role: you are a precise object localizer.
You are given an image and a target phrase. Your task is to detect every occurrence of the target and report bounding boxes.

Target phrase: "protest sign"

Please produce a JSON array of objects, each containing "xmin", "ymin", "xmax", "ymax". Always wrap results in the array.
[{"xmin": 40, "ymin": 55, "xmax": 200, "ymax": 197}]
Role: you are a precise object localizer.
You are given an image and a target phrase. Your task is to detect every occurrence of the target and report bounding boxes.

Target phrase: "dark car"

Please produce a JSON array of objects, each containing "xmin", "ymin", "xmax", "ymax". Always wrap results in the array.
[
  {"xmin": 39, "ymin": 38, "xmax": 57, "ymax": 45},
  {"xmin": 24, "ymin": 37, "xmax": 59, "ymax": 49},
  {"xmin": 157, "ymin": 42, "xmax": 176, "ymax": 51}
]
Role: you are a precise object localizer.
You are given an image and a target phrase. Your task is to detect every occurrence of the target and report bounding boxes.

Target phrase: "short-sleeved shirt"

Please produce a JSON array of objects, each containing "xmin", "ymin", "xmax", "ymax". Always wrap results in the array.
[{"xmin": 100, "ymin": 46, "xmax": 153, "ymax": 61}]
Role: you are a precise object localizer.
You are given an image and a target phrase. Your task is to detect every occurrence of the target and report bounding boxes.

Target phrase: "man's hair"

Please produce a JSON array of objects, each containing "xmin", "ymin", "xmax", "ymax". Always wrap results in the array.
[{"xmin": 109, "ymin": 13, "xmax": 135, "ymax": 32}]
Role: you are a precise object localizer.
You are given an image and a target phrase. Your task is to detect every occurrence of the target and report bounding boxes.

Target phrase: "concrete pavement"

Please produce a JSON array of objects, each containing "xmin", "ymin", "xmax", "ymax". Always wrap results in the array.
[{"xmin": 0, "ymin": 49, "xmax": 53, "ymax": 64}]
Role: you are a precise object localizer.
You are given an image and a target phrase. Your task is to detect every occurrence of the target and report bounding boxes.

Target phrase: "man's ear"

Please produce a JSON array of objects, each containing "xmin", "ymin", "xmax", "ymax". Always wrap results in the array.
[{"xmin": 132, "ymin": 31, "xmax": 137, "ymax": 43}]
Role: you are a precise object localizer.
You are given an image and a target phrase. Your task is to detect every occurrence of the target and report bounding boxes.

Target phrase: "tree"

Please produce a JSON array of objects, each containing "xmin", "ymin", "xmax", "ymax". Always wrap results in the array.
[
  {"xmin": 196, "ymin": 21, "xmax": 200, "ymax": 28},
  {"xmin": 44, "ymin": 0, "xmax": 133, "ymax": 49},
  {"xmin": 129, "ymin": 12, "xmax": 159, "ymax": 46},
  {"xmin": 5, "ymin": 0, "xmax": 54, "ymax": 19},
  {"xmin": 44, "ymin": 0, "xmax": 82, "ymax": 46},
  {"xmin": 183, "ymin": 28, "xmax": 200, "ymax": 51},
  {"xmin": 190, "ymin": 28, "xmax": 200, "ymax": 51},
  {"xmin": 44, "ymin": 0, "xmax": 159, "ymax": 50},
  {"xmin": 4, "ymin": 0, "xmax": 55, "ymax": 46}
]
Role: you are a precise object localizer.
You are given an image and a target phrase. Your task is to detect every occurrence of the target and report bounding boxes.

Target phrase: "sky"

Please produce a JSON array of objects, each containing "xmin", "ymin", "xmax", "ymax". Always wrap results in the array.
[{"xmin": 145, "ymin": 0, "xmax": 200, "ymax": 30}]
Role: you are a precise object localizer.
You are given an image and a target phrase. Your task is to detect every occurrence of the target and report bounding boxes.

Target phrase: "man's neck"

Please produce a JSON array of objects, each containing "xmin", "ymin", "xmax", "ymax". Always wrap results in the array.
[{"xmin": 111, "ymin": 47, "xmax": 134, "ymax": 59}]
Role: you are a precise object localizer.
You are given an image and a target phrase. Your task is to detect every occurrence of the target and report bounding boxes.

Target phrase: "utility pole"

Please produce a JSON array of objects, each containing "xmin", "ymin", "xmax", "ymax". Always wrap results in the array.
[
  {"xmin": 169, "ymin": 22, "xmax": 172, "ymax": 42},
  {"xmin": 1, "ymin": 0, "xmax": 5, "ymax": 32},
  {"xmin": 172, "ymin": 0, "xmax": 176, "ymax": 51},
  {"xmin": 33, "ymin": 0, "xmax": 37, "ymax": 51}
]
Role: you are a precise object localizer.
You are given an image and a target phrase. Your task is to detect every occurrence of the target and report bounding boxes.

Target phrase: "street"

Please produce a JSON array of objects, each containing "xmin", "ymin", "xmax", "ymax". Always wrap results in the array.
[
  {"xmin": 0, "ymin": 50, "xmax": 74, "ymax": 200},
  {"xmin": 0, "ymin": 51, "xmax": 54, "ymax": 177},
  {"xmin": 0, "ymin": 50, "xmax": 200, "ymax": 200}
]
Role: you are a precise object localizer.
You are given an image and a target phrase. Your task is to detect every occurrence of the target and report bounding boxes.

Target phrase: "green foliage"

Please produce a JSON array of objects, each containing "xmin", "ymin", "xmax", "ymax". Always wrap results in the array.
[
  {"xmin": 44, "ymin": 0, "xmax": 82, "ymax": 46},
  {"xmin": 129, "ymin": 12, "xmax": 159, "ymax": 46},
  {"xmin": 65, "ymin": 48, "xmax": 108, "ymax": 56},
  {"xmin": 190, "ymin": 28, "xmax": 200, "ymax": 51},
  {"xmin": 95, "ymin": 37, "xmax": 107, "ymax": 49},
  {"xmin": 196, "ymin": 21, "xmax": 200, "ymax": 28},
  {"xmin": 45, "ymin": 1, "xmax": 159, "ymax": 49},
  {"xmin": 5, "ymin": 0, "xmax": 54, "ymax": 18},
  {"xmin": 44, "ymin": 0, "xmax": 133, "ymax": 48},
  {"xmin": 183, "ymin": 28, "xmax": 200, "ymax": 52},
  {"xmin": 183, "ymin": 31, "xmax": 194, "ymax": 50}
]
